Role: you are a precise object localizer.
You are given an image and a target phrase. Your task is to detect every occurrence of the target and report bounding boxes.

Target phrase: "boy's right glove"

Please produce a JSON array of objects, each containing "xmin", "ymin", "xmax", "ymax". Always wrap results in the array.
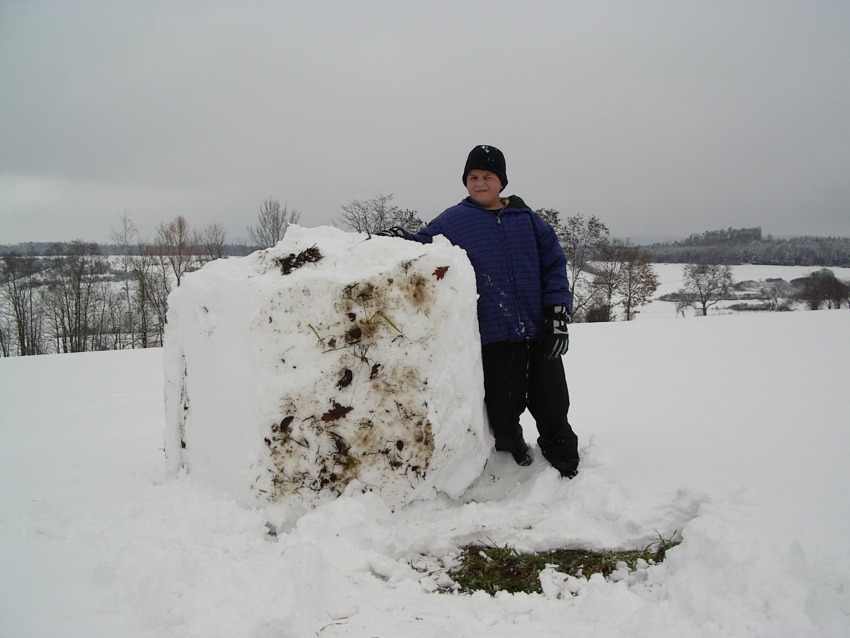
[
  {"xmin": 373, "ymin": 227, "xmax": 407, "ymax": 238},
  {"xmin": 542, "ymin": 305, "xmax": 570, "ymax": 358}
]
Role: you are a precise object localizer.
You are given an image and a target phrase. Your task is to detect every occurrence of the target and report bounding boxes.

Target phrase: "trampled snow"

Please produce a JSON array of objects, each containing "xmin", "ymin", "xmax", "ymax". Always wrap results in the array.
[{"xmin": 1, "ymin": 261, "xmax": 849, "ymax": 637}]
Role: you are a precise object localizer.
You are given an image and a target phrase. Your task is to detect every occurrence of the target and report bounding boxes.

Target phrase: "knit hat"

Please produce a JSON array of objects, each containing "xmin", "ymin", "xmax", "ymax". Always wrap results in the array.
[{"xmin": 462, "ymin": 145, "xmax": 508, "ymax": 191}]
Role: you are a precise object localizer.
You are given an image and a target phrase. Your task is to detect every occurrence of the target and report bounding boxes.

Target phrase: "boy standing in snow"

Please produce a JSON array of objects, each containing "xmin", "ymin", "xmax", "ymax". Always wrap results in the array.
[{"xmin": 378, "ymin": 145, "xmax": 579, "ymax": 478}]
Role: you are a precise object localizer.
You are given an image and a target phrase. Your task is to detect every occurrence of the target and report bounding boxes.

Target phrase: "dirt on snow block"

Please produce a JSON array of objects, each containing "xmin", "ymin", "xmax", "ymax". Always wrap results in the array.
[{"xmin": 163, "ymin": 225, "xmax": 491, "ymax": 509}]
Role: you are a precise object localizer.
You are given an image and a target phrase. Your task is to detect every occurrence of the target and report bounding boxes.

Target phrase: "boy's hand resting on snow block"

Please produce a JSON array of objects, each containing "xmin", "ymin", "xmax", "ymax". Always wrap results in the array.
[{"xmin": 373, "ymin": 227, "xmax": 407, "ymax": 238}]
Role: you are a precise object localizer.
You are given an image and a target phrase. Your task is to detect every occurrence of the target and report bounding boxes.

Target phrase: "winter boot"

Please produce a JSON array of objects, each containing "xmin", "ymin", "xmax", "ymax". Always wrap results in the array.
[
  {"xmin": 539, "ymin": 437, "xmax": 579, "ymax": 478},
  {"xmin": 510, "ymin": 441, "xmax": 533, "ymax": 467},
  {"xmin": 550, "ymin": 458, "xmax": 579, "ymax": 479}
]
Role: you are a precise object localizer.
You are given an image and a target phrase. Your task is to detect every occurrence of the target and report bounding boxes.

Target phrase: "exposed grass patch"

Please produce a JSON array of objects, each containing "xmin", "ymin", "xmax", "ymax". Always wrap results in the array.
[{"xmin": 448, "ymin": 536, "xmax": 679, "ymax": 596}]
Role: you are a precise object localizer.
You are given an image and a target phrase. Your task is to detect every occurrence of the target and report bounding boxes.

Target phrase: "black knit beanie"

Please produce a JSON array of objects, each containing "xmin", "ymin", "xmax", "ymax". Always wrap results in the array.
[{"xmin": 462, "ymin": 145, "xmax": 508, "ymax": 191}]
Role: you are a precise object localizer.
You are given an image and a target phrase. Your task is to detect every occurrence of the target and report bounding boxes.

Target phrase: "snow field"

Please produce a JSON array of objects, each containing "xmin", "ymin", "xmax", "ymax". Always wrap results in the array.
[{"xmin": 1, "ymin": 266, "xmax": 848, "ymax": 637}]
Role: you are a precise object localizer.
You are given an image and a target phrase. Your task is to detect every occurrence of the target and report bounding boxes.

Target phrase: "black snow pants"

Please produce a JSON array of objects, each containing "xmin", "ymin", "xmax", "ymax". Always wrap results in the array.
[{"xmin": 481, "ymin": 340, "xmax": 579, "ymax": 463}]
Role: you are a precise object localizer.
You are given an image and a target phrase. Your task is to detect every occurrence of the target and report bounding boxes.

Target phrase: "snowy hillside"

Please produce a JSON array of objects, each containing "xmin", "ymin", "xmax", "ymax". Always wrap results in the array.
[
  {"xmin": 1, "ymin": 268, "xmax": 849, "ymax": 637},
  {"xmin": 643, "ymin": 263, "xmax": 850, "ymax": 319}
]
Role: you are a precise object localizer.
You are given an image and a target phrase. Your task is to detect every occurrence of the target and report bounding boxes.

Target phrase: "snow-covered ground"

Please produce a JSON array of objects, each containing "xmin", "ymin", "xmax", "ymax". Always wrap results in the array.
[{"xmin": 1, "ymin": 265, "xmax": 849, "ymax": 637}]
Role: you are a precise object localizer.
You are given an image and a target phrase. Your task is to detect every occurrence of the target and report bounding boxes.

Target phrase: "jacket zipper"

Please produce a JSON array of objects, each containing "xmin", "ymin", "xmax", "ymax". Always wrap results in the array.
[{"xmin": 493, "ymin": 205, "xmax": 527, "ymax": 340}]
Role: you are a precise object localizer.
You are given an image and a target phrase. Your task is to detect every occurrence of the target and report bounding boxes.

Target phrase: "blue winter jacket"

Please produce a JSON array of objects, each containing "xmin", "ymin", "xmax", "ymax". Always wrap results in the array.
[{"xmin": 401, "ymin": 196, "xmax": 573, "ymax": 345}]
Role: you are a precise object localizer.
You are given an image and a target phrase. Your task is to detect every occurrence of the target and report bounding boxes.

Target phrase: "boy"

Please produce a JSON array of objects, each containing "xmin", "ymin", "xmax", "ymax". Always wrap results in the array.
[{"xmin": 378, "ymin": 145, "xmax": 579, "ymax": 478}]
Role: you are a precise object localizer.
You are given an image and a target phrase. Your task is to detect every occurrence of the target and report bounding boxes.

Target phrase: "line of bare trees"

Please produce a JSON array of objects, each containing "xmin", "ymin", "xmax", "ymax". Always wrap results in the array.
[
  {"xmin": 10, "ymin": 192, "xmax": 749, "ymax": 357},
  {"xmin": 1, "ymin": 239, "xmax": 152, "ymax": 356},
  {"xmin": 1, "ymin": 218, "xmax": 199, "ymax": 356},
  {"xmin": 1, "ymin": 199, "xmax": 300, "ymax": 357}
]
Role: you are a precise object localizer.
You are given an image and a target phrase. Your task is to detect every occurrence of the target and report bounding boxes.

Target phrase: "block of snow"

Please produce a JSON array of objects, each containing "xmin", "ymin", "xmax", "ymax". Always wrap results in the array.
[{"xmin": 163, "ymin": 225, "xmax": 491, "ymax": 509}]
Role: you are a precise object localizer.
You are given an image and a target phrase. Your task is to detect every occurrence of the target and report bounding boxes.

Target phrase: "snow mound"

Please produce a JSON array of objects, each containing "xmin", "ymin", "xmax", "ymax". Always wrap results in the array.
[{"xmin": 163, "ymin": 225, "xmax": 491, "ymax": 509}]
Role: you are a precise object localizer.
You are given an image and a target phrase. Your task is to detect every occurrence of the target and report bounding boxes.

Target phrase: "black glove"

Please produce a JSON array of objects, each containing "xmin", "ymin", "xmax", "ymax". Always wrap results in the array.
[
  {"xmin": 373, "ymin": 227, "xmax": 407, "ymax": 238},
  {"xmin": 541, "ymin": 305, "xmax": 570, "ymax": 358}
]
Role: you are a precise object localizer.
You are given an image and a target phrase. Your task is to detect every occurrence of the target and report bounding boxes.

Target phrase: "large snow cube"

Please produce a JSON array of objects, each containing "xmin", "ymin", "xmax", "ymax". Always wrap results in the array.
[{"xmin": 164, "ymin": 226, "xmax": 491, "ymax": 508}]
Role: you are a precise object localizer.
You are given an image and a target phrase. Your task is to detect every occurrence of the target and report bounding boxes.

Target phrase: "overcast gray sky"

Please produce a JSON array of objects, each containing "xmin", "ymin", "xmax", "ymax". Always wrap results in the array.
[{"xmin": 2, "ymin": 0, "xmax": 849, "ymax": 245}]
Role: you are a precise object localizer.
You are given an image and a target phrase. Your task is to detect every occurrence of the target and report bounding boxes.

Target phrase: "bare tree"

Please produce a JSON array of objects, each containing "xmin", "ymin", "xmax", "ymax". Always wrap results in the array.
[
  {"xmin": 675, "ymin": 292, "xmax": 697, "ymax": 318},
  {"xmin": 619, "ymin": 245, "xmax": 660, "ymax": 321},
  {"xmin": 760, "ymin": 279, "xmax": 794, "ymax": 311},
  {"xmin": 125, "ymin": 216, "xmax": 200, "ymax": 348},
  {"xmin": 587, "ymin": 240, "xmax": 628, "ymax": 322},
  {"xmin": 547, "ymin": 212, "xmax": 610, "ymax": 320},
  {"xmin": 201, "ymin": 223, "xmax": 228, "ymax": 261},
  {"xmin": 583, "ymin": 240, "xmax": 659, "ymax": 321},
  {"xmin": 337, "ymin": 194, "xmax": 422, "ymax": 235},
  {"xmin": 533, "ymin": 210, "xmax": 621, "ymax": 321},
  {"xmin": 109, "ymin": 213, "xmax": 175, "ymax": 349},
  {"xmin": 155, "ymin": 216, "xmax": 199, "ymax": 287},
  {"xmin": 0, "ymin": 312, "xmax": 9, "ymax": 356},
  {"xmin": 133, "ymin": 244, "xmax": 167, "ymax": 347},
  {"xmin": 678, "ymin": 263, "xmax": 734, "ymax": 316},
  {"xmin": 535, "ymin": 208, "xmax": 562, "ymax": 230},
  {"xmin": 111, "ymin": 214, "xmax": 139, "ymax": 348},
  {"xmin": 392, "ymin": 208, "xmax": 426, "ymax": 233},
  {"xmin": 798, "ymin": 269, "xmax": 850, "ymax": 310},
  {"xmin": 0, "ymin": 252, "xmax": 46, "ymax": 355},
  {"xmin": 42, "ymin": 241, "xmax": 110, "ymax": 353},
  {"xmin": 247, "ymin": 198, "xmax": 300, "ymax": 248}
]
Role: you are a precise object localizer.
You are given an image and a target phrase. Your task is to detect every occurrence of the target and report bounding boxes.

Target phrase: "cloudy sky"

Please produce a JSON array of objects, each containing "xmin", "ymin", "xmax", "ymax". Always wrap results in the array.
[{"xmin": 2, "ymin": 1, "xmax": 849, "ymax": 245}]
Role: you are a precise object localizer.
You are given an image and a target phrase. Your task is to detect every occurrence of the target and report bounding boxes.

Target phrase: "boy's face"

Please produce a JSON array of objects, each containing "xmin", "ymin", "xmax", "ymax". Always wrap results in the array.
[{"xmin": 466, "ymin": 170, "xmax": 504, "ymax": 209}]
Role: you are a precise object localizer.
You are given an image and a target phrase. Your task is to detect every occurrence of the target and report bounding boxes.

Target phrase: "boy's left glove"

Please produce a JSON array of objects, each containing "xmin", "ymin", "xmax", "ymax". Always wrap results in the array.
[{"xmin": 542, "ymin": 305, "xmax": 570, "ymax": 358}]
